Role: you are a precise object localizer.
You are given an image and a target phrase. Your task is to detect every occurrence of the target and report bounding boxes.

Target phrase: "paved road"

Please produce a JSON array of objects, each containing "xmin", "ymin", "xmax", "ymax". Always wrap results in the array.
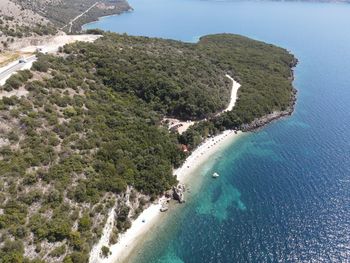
[{"xmin": 0, "ymin": 56, "xmax": 37, "ymax": 85}]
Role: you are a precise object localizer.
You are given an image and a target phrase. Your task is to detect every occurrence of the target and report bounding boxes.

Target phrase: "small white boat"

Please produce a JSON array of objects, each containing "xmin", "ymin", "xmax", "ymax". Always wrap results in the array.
[{"xmin": 212, "ymin": 172, "xmax": 220, "ymax": 178}]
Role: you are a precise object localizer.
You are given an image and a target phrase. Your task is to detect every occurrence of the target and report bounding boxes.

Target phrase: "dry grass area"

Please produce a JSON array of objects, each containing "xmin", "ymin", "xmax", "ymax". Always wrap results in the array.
[
  {"xmin": 17, "ymin": 34, "xmax": 101, "ymax": 53},
  {"xmin": 0, "ymin": 51, "xmax": 34, "ymax": 67},
  {"xmin": 0, "ymin": 52, "xmax": 21, "ymax": 67}
]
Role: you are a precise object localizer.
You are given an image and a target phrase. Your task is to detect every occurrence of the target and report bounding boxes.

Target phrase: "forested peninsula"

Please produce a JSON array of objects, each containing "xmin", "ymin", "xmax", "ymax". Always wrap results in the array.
[{"xmin": 0, "ymin": 32, "xmax": 296, "ymax": 262}]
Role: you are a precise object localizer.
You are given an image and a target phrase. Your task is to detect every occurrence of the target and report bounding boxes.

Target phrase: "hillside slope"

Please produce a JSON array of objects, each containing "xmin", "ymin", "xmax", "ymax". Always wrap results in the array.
[
  {"xmin": 0, "ymin": 0, "xmax": 56, "ymax": 51},
  {"xmin": 0, "ymin": 0, "xmax": 131, "ymax": 51},
  {"xmin": 13, "ymin": 0, "xmax": 131, "ymax": 32}
]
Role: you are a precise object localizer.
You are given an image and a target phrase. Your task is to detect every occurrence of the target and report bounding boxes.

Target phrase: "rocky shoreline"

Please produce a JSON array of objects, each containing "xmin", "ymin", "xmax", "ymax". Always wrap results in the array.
[
  {"xmin": 242, "ymin": 59, "xmax": 298, "ymax": 132},
  {"xmin": 241, "ymin": 88, "xmax": 297, "ymax": 132}
]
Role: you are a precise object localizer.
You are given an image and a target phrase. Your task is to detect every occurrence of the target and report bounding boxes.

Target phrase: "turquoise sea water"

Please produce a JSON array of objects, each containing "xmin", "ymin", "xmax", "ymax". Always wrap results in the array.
[{"xmin": 85, "ymin": 1, "xmax": 350, "ymax": 262}]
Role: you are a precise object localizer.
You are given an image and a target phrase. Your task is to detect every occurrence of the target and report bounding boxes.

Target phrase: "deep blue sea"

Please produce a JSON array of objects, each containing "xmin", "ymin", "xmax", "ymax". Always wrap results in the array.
[{"xmin": 85, "ymin": 1, "xmax": 350, "ymax": 262}]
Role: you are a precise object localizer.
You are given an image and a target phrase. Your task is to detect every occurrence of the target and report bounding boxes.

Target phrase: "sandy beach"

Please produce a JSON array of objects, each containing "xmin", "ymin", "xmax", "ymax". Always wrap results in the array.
[
  {"xmin": 89, "ymin": 196, "xmax": 167, "ymax": 263},
  {"xmin": 91, "ymin": 129, "xmax": 243, "ymax": 263},
  {"xmin": 174, "ymin": 130, "xmax": 242, "ymax": 183}
]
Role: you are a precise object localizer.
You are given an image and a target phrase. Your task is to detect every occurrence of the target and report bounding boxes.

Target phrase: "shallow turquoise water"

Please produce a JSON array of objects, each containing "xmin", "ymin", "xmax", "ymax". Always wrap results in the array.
[{"xmin": 85, "ymin": 1, "xmax": 350, "ymax": 262}]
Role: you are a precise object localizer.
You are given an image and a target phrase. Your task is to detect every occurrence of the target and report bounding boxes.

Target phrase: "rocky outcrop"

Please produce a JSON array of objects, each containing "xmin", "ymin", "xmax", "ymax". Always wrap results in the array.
[{"xmin": 172, "ymin": 184, "xmax": 186, "ymax": 203}]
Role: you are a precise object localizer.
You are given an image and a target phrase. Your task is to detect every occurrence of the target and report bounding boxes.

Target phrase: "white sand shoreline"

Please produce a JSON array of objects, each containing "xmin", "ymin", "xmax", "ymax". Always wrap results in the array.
[
  {"xmin": 174, "ymin": 130, "xmax": 242, "ymax": 183},
  {"xmin": 91, "ymin": 130, "xmax": 243, "ymax": 263}
]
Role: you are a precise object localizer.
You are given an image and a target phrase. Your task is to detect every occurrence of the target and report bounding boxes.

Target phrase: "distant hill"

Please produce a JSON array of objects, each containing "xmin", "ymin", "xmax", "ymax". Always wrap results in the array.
[
  {"xmin": 0, "ymin": 0, "xmax": 131, "ymax": 50},
  {"xmin": 13, "ymin": 0, "xmax": 131, "ymax": 32}
]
